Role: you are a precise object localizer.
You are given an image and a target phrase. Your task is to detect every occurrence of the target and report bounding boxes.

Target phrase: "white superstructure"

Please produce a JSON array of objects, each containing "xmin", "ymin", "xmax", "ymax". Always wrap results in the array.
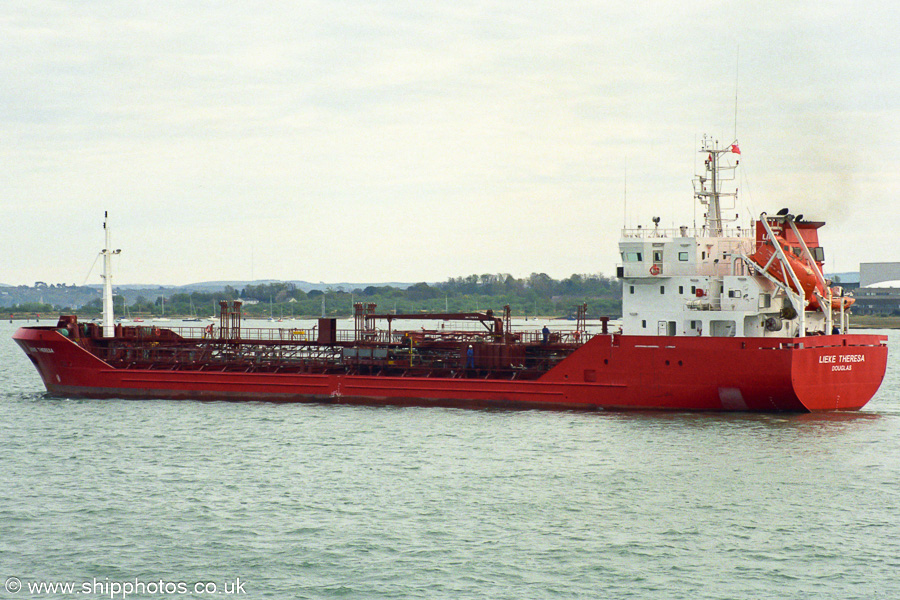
[{"xmin": 618, "ymin": 138, "xmax": 850, "ymax": 338}]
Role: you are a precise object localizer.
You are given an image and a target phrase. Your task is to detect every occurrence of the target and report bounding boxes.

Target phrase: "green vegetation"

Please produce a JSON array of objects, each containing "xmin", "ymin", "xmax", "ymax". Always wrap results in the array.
[
  {"xmin": 194, "ymin": 274, "xmax": 620, "ymax": 319},
  {"xmin": 6, "ymin": 273, "xmax": 623, "ymax": 319},
  {"xmin": 4, "ymin": 302, "xmax": 56, "ymax": 316}
]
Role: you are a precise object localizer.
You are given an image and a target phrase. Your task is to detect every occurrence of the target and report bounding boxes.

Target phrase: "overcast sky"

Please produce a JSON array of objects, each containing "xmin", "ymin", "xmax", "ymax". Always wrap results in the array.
[{"xmin": 2, "ymin": 1, "xmax": 897, "ymax": 286}]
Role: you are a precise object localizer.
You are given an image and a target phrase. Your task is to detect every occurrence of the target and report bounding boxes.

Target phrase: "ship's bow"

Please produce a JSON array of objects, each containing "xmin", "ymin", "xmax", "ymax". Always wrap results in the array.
[{"xmin": 13, "ymin": 325, "xmax": 112, "ymax": 395}]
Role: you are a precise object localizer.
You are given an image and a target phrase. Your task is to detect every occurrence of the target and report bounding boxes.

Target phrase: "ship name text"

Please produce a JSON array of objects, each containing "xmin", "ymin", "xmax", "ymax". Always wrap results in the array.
[
  {"xmin": 27, "ymin": 345, "xmax": 55, "ymax": 354},
  {"xmin": 819, "ymin": 353, "xmax": 865, "ymax": 371}
]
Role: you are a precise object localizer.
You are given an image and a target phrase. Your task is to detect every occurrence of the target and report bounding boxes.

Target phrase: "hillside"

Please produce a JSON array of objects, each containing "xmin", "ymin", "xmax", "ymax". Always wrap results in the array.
[{"xmin": 3, "ymin": 273, "xmax": 623, "ymax": 320}]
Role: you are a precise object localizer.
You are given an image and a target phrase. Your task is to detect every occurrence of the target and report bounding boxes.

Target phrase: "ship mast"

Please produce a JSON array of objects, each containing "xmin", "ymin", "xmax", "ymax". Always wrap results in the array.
[
  {"xmin": 694, "ymin": 136, "xmax": 739, "ymax": 237},
  {"xmin": 101, "ymin": 212, "xmax": 121, "ymax": 338}
]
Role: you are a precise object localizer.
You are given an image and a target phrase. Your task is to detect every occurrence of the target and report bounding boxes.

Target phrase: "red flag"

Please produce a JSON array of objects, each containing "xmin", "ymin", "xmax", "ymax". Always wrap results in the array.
[{"xmin": 731, "ymin": 143, "xmax": 741, "ymax": 155}]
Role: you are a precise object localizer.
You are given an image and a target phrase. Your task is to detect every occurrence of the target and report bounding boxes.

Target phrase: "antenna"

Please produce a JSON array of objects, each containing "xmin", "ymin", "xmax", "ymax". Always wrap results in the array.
[
  {"xmin": 733, "ymin": 45, "xmax": 739, "ymax": 141},
  {"xmin": 623, "ymin": 157, "xmax": 627, "ymax": 229},
  {"xmin": 82, "ymin": 253, "xmax": 101, "ymax": 286}
]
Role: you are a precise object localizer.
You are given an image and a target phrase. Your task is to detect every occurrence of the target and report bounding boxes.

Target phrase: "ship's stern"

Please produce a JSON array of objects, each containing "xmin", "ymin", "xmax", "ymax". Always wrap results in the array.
[{"xmin": 790, "ymin": 334, "xmax": 888, "ymax": 411}]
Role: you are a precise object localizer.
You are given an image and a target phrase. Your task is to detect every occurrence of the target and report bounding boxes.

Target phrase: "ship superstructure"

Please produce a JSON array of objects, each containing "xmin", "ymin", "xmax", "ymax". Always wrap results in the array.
[{"xmin": 620, "ymin": 137, "xmax": 851, "ymax": 340}]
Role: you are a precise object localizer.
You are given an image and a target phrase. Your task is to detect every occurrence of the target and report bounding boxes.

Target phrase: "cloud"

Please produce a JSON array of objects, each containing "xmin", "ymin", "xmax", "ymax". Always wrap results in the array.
[{"xmin": 1, "ymin": 0, "xmax": 897, "ymax": 285}]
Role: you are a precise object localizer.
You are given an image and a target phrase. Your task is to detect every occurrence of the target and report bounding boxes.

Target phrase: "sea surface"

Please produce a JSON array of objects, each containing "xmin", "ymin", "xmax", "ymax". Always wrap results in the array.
[{"xmin": 1, "ymin": 319, "xmax": 899, "ymax": 599}]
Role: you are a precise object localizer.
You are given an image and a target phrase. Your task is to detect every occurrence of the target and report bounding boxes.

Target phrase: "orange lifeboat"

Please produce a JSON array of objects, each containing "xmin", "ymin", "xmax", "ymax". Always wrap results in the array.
[
  {"xmin": 749, "ymin": 237, "xmax": 819, "ymax": 305},
  {"xmin": 810, "ymin": 289, "xmax": 855, "ymax": 311},
  {"xmin": 750, "ymin": 238, "xmax": 855, "ymax": 312}
]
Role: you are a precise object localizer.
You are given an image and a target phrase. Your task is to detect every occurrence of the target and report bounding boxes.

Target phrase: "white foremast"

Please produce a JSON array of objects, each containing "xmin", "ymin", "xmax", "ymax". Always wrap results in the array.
[{"xmin": 101, "ymin": 212, "xmax": 121, "ymax": 338}]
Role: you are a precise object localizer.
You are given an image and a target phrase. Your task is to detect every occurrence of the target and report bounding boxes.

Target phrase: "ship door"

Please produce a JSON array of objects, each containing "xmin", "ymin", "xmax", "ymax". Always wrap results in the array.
[
  {"xmin": 658, "ymin": 321, "xmax": 676, "ymax": 336},
  {"xmin": 652, "ymin": 249, "xmax": 663, "ymax": 275}
]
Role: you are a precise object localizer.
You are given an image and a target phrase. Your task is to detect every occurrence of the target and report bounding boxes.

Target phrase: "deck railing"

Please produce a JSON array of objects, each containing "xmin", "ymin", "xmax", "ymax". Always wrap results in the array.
[
  {"xmin": 620, "ymin": 226, "xmax": 754, "ymax": 239},
  {"xmin": 111, "ymin": 324, "xmax": 596, "ymax": 346}
]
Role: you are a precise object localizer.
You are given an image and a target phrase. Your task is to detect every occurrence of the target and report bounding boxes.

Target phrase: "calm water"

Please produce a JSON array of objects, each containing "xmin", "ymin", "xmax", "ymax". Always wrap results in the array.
[{"xmin": 1, "ymin": 320, "xmax": 898, "ymax": 599}]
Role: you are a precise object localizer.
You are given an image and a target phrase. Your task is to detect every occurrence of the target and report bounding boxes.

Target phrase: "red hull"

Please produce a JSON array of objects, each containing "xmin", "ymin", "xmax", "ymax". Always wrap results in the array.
[{"xmin": 14, "ymin": 326, "xmax": 887, "ymax": 412}]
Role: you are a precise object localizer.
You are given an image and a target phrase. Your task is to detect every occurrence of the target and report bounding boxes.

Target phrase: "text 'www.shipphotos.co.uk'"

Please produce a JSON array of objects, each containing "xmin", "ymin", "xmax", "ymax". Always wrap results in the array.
[{"xmin": 4, "ymin": 575, "xmax": 246, "ymax": 598}]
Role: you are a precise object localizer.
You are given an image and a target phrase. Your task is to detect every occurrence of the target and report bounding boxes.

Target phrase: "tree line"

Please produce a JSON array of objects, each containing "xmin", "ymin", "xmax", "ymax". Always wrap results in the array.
[{"xmin": 6, "ymin": 272, "xmax": 623, "ymax": 319}]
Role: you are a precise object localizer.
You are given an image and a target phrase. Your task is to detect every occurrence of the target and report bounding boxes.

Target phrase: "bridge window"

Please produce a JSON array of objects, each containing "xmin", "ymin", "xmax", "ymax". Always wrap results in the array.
[
  {"xmin": 678, "ymin": 252, "xmax": 689, "ymax": 261},
  {"xmin": 624, "ymin": 252, "xmax": 643, "ymax": 262}
]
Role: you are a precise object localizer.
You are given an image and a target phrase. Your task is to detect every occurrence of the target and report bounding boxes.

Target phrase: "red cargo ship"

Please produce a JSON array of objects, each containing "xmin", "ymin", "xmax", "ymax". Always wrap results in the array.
[{"xmin": 14, "ymin": 139, "xmax": 888, "ymax": 411}]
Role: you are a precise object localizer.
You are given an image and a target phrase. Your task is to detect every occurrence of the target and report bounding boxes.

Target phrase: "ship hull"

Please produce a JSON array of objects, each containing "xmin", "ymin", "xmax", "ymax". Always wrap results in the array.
[{"xmin": 14, "ymin": 327, "xmax": 888, "ymax": 412}]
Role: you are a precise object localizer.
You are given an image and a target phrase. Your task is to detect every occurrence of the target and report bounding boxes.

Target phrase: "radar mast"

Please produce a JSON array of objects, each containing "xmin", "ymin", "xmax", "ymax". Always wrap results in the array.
[{"xmin": 693, "ymin": 135, "xmax": 740, "ymax": 237}]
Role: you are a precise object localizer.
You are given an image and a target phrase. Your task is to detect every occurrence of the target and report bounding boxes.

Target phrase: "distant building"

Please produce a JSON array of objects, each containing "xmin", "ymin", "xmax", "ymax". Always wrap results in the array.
[
  {"xmin": 860, "ymin": 263, "xmax": 900, "ymax": 287},
  {"xmin": 854, "ymin": 283, "xmax": 900, "ymax": 315},
  {"xmin": 854, "ymin": 263, "xmax": 900, "ymax": 315}
]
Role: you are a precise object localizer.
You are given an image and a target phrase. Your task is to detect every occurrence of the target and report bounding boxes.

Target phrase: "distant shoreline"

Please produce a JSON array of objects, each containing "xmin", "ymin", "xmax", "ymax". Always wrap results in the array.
[
  {"xmin": 7, "ymin": 313, "xmax": 899, "ymax": 329},
  {"xmin": 4, "ymin": 314, "xmax": 597, "ymax": 323},
  {"xmin": 850, "ymin": 316, "xmax": 900, "ymax": 330}
]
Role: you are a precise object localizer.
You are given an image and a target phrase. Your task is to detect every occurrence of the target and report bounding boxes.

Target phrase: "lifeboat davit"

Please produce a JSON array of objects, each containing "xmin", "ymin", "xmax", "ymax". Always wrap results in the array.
[
  {"xmin": 749, "ymin": 238, "xmax": 818, "ymax": 305},
  {"xmin": 749, "ymin": 238, "xmax": 855, "ymax": 312}
]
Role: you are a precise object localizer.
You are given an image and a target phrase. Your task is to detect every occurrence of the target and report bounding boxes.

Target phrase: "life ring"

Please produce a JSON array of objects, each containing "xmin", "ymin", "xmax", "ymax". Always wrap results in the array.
[{"xmin": 649, "ymin": 264, "xmax": 661, "ymax": 276}]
